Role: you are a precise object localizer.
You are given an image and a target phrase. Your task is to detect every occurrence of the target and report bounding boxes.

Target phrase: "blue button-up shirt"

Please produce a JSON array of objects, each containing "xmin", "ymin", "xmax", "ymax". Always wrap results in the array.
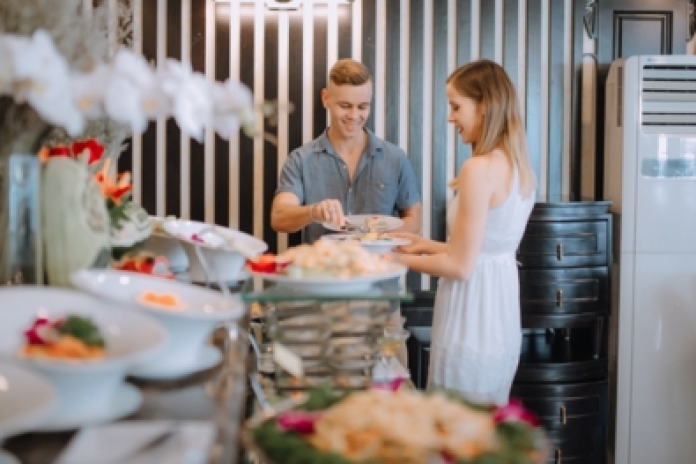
[{"xmin": 276, "ymin": 129, "xmax": 421, "ymax": 243}]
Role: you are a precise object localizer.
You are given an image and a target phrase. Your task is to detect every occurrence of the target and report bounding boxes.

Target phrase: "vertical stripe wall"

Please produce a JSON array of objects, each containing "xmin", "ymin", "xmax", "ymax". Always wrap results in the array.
[{"xmin": 115, "ymin": 0, "xmax": 585, "ymax": 291}]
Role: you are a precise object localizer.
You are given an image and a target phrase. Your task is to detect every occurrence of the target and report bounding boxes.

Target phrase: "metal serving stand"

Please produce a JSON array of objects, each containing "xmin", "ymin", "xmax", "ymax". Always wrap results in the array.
[{"xmin": 240, "ymin": 278, "xmax": 412, "ymax": 406}]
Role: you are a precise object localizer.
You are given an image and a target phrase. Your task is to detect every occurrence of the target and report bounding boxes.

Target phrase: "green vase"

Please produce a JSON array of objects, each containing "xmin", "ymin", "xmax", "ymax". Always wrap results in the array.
[{"xmin": 42, "ymin": 157, "xmax": 111, "ymax": 287}]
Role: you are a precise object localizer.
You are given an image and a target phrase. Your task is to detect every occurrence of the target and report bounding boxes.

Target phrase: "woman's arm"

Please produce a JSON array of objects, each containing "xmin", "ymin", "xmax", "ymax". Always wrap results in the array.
[{"xmin": 394, "ymin": 157, "xmax": 493, "ymax": 280}]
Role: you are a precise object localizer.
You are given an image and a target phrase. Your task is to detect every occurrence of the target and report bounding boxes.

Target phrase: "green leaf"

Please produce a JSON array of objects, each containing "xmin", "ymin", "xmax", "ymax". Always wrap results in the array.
[{"xmin": 57, "ymin": 315, "xmax": 105, "ymax": 348}]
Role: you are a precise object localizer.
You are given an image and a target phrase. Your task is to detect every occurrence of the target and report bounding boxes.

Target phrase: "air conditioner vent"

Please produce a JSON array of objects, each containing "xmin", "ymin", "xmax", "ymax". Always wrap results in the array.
[{"xmin": 641, "ymin": 65, "xmax": 696, "ymax": 129}]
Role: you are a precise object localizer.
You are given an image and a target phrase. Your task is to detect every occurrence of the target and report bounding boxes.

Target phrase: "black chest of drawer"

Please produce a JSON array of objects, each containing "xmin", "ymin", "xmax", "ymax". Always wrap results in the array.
[
  {"xmin": 513, "ymin": 200, "xmax": 611, "ymax": 464},
  {"xmin": 512, "ymin": 380, "xmax": 608, "ymax": 464}
]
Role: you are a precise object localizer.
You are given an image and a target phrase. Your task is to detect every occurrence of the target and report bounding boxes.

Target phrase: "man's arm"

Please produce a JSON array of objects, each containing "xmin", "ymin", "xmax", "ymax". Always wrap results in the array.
[
  {"xmin": 395, "ymin": 201, "xmax": 422, "ymax": 234},
  {"xmin": 270, "ymin": 192, "xmax": 314, "ymax": 233}
]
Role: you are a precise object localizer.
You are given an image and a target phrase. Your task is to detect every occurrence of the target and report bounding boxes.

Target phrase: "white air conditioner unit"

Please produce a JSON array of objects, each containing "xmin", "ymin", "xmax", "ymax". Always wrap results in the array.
[{"xmin": 605, "ymin": 55, "xmax": 696, "ymax": 464}]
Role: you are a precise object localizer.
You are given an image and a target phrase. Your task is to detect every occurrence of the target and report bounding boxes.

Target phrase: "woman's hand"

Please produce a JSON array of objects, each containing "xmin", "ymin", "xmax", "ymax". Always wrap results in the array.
[{"xmin": 390, "ymin": 232, "xmax": 431, "ymax": 255}]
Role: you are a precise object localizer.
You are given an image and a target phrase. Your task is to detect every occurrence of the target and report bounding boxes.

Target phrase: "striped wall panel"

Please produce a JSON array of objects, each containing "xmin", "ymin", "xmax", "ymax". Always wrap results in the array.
[{"xmin": 115, "ymin": 0, "xmax": 583, "ymax": 291}]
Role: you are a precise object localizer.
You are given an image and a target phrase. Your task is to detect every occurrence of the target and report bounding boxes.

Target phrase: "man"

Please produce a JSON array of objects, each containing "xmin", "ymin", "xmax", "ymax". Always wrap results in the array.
[
  {"xmin": 271, "ymin": 59, "xmax": 421, "ymax": 370},
  {"xmin": 271, "ymin": 58, "xmax": 422, "ymax": 242}
]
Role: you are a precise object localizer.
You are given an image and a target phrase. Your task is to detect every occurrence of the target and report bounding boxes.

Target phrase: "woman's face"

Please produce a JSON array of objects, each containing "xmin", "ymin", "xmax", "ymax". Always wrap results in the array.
[{"xmin": 446, "ymin": 83, "xmax": 483, "ymax": 145}]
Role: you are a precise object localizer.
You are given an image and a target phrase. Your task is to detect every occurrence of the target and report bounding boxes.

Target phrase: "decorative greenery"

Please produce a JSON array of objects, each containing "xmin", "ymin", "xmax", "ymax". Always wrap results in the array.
[{"xmin": 57, "ymin": 315, "xmax": 105, "ymax": 348}]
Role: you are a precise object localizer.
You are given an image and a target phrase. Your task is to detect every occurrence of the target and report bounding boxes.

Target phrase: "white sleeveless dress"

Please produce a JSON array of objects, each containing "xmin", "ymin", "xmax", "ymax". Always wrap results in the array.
[{"xmin": 427, "ymin": 170, "xmax": 535, "ymax": 406}]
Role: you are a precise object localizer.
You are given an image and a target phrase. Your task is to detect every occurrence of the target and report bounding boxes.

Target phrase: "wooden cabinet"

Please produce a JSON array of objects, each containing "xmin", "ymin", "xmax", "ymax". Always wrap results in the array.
[{"xmin": 513, "ymin": 200, "xmax": 612, "ymax": 464}]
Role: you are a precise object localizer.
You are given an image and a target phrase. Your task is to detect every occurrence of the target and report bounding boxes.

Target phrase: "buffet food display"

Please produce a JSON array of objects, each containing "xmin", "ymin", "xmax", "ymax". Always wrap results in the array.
[
  {"xmin": 248, "ymin": 387, "xmax": 549, "ymax": 464},
  {"xmin": 22, "ymin": 315, "xmax": 105, "ymax": 361}
]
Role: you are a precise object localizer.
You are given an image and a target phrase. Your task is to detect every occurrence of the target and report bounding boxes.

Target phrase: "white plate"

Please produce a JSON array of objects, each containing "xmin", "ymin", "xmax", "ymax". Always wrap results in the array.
[
  {"xmin": 72, "ymin": 269, "xmax": 242, "ymax": 374},
  {"xmin": 71, "ymin": 269, "xmax": 245, "ymax": 322},
  {"xmin": 129, "ymin": 345, "xmax": 222, "ymax": 380},
  {"xmin": 322, "ymin": 214, "xmax": 403, "ymax": 233},
  {"xmin": 0, "ymin": 363, "xmax": 57, "ymax": 439},
  {"xmin": 250, "ymin": 263, "xmax": 407, "ymax": 295},
  {"xmin": 321, "ymin": 233, "xmax": 411, "ymax": 254},
  {"xmin": 38, "ymin": 383, "xmax": 142, "ymax": 432}
]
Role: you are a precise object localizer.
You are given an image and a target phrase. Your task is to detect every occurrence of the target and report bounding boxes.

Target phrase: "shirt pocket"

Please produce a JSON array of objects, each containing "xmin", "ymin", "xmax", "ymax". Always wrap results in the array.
[{"xmin": 371, "ymin": 179, "xmax": 398, "ymax": 212}]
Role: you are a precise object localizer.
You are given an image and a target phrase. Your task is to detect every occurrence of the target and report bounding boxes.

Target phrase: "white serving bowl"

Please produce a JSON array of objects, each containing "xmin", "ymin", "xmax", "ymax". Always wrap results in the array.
[
  {"xmin": 0, "ymin": 287, "xmax": 166, "ymax": 418},
  {"xmin": 140, "ymin": 217, "xmax": 189, "ymax": 273},
  {"xmin": 0, "ymin": 362, "xmax": 57, "ymax": 439},
  {"xmin": 71, "ymin": 269, "xmax": 245, "ymax": 376},
  {"xmin": 161, "ymin": 219, "xmax": 267, "ymax": 283},
  {"xmin": 321, "ymin": 233, "xmax": 411, "ymax": 255}
]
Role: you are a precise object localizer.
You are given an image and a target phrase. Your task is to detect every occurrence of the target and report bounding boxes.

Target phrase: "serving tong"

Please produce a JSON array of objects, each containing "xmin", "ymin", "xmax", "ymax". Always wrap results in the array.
[{"xmin": 340, "ymin": 221, "xmax": 369, "ymax": 233}]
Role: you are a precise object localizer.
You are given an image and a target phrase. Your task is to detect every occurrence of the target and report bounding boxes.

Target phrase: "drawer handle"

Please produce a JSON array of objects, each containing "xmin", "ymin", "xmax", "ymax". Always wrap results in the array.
[
  {"xmin": 556, "ymin": 289, "xmax": 563, "ymax": 307},
  {"xmin": 556, "ymin": 242, "xmax": 564, "ymax": 261},
  {"xmin": 560, "ymin": 405, "xmax": 567, "ymax": 424},
  {"xmin": 555, "ymin": 448, "xmax": 562, "ymax": 464}
]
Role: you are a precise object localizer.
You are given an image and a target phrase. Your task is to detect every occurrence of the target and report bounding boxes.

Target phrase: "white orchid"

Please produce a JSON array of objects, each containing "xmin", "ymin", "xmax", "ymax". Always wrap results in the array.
[
  {"xmin": 4, "ymin": 30, "xmax": 84, "ymax": 136},
  {"xmin": 102, "ymin": 49, "xmax": 163, "ymax": 132},
  {"xmin": 158, "ymin": 59, "xmax": 212, "ymax": 142},
  {"xmin": 211, "ymin": 79, "xmax": 254, "ymax": 139},
  {"xmin": 71, "ymin": 64, "xmax": 110, "ymax": 119},
  {"xmin": 0, "ymin": 29, "xmax": 256, "ymax": 143}
]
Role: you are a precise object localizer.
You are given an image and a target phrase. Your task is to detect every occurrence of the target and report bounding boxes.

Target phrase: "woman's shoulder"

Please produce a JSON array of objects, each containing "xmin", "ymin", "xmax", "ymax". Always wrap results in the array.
[{"xmin": 461, "ymin": 151, "xmax": 509, "ymax": 176}]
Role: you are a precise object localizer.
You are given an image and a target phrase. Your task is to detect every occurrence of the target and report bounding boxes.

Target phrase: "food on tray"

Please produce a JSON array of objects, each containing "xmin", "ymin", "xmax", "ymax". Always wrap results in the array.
[
  {"xmin": 281, "ymin": 241, "xmax": 392, "ymax": 278},
  {"xmin": 113, "ymin": 252, "xmax": 174, "ymax": 278},
  {"xmin": 248, "ymin": 241, "xmax": 393, "ymax": 278},
  {"xmin": 250, "ymin": 387, "xmax": 549, "ymax": 464},
  {"xmin": 137, "ymin": 291, "xmax": 185, "ymax": 310},
  {"xmin": 247, "ymin": 253, "xmax": 292, "ymax": 274},
  {"xmin": 21, "ymin": 315, "xmax": 106, "ymax": 360},
  {"xmin": 364, "ymin": 215, "xmax": 391, "ymax": 232}
]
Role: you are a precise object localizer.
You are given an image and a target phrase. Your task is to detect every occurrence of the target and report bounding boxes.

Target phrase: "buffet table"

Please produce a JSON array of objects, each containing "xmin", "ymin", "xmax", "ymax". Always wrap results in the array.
[{"xmin": 1, "ymin": 278, "xmax": 413, "ymax": 464}]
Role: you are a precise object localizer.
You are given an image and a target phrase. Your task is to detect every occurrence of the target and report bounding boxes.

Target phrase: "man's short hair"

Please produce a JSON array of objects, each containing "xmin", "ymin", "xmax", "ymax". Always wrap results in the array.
[{"xmin": 329, "ymin": 59, "xmax": 372, "ymax": 86}]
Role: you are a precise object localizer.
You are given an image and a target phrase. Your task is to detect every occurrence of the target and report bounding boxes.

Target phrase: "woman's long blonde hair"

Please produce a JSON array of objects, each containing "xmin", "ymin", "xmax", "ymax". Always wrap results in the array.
[{"xmin": 447, "ymin": 60, "xmax": 535, "ymax": 197}]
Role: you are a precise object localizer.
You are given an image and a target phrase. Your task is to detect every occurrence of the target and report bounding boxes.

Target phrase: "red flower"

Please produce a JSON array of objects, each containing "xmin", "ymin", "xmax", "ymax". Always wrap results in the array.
[
  {"xmin": 493, "ymin": 400, "xmax": 540, "ymax": 427},
  {"xmin": 47, "ymin": 145, "xmax": 71, "ymax": 158},
  {"xmin": 71, "ymin": 139, "xmax": 105, "ymax": 164}
]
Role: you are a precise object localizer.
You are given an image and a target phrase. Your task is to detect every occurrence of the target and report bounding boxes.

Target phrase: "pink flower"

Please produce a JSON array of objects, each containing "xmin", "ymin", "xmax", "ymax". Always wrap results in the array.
[
  {"xmin": 276, "ymin": 410, "xmax": 323, "ymax": 435},
  {"xmin": 372, "ymin": 376, "xmax": 406, "ymax": 392},
  {"xmin": 493, "ymin": 400, "xmax": 540, "ymax": 427}
]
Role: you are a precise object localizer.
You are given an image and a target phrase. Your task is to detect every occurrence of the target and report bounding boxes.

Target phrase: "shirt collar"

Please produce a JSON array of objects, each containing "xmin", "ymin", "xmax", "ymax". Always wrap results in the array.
[{"xmin": 315, "ymin": 128, "xmax": 383, "ymax": 159}]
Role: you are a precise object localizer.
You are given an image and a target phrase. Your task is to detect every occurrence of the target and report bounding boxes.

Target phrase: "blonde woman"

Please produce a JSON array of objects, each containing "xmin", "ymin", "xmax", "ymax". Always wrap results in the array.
[{"xmin": 393, "ymin": 60, "xmax": 536, "ymax": 405}]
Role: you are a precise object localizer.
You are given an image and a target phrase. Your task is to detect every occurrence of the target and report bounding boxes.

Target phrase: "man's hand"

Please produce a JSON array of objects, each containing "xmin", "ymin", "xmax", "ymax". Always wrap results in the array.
[{"xmin": 310, "ymin": 199, "xmax": 345, "ymax": 229}]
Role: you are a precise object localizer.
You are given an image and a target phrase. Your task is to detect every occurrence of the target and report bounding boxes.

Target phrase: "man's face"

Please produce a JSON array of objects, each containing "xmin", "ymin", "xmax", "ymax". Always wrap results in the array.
[{"xmin": 322, "ymin": 80, "xmax": 373, "ymax": 141}]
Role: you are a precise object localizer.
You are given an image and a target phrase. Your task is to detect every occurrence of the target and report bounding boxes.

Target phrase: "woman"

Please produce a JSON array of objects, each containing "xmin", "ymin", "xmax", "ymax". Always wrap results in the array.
[{"xmin": 393, "ymin": 60, "xmax": 535, "ymax": 405}]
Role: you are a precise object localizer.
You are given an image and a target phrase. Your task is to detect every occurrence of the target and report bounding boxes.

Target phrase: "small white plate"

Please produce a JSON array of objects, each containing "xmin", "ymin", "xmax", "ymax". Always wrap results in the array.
[
  {"xmin": 162, "ymin": 219, "xmax": 267, "ymax": 283},
  {"xmin": 0, "ymin": 362, "xmax": 57, "ymax": 439},
  {"xmin": 250, "ymin": 263, "xmax": 406, "ymax": 295},
  {"xmin": 38, "ymin": 383, "xmax": 142, "ymax": 432},
  {"xmin": 322, "ymin": 214, "xmax": 403, "ymax": 233},
  {"xmin": 129, "ymin": 345, "xmax": 222, "ymax": 380},
  {"xmin": 321, "ymin": 233, "xmax": 411, "ymax": 254}
]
